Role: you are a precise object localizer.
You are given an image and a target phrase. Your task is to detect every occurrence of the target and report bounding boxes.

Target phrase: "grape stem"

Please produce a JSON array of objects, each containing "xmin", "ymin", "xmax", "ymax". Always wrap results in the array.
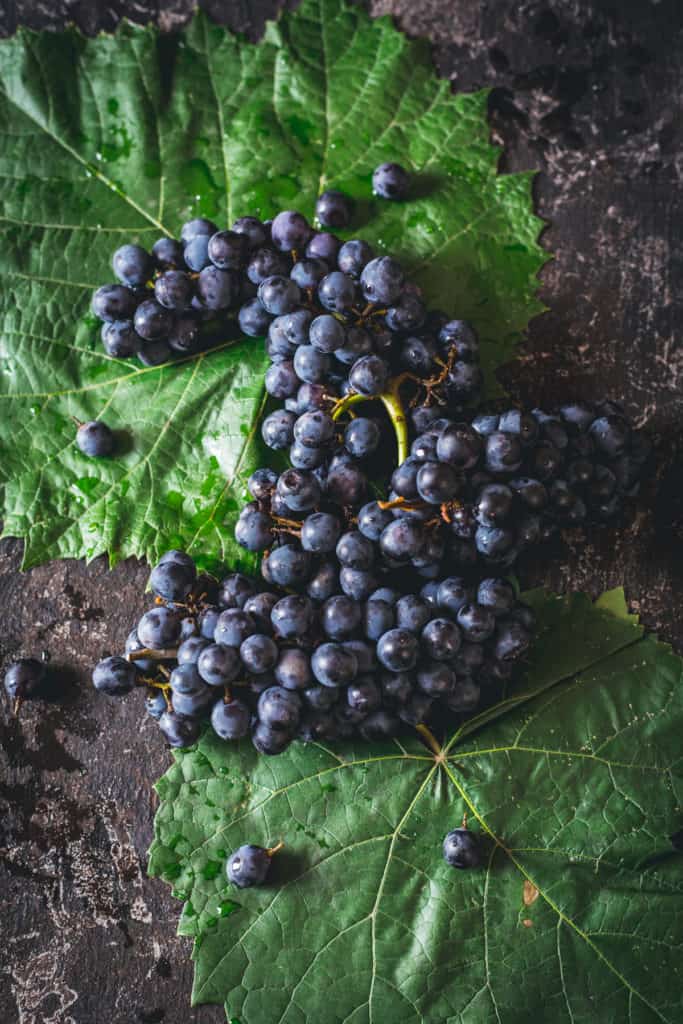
[
  {"xmin": 272, "ymin": 515, "xmax": 303, "ymax": 531},
  {"xmin": 12, "ymin": 697, "xmax": 23, "ymax": 716},
  {"xmin": 376, "ymin": 497, "xmax": 462, "ymax": 525},
  {"xmin": 128, "ymin": 647, "xmax": 179, "ymax": 662},
  {"xmin": 380, "ymin": 375, "xmax": 409, "ymax": 465},
  {"xmin": 139, "ymin": 677, "xmax": 171, "ymax": 691},
  {"xmin": 156, "ymin": 595, "xmax": 199, "ymax": 615},
  {"xmin": 330, "ymin": 373, "xmax": 409, "ymax": 464},
  {"xmin": 415, "ymin": 723, "xmax": 443, "ymax": 757},
  {"xmin": 440, "ymin": 502, "xmax": 454, "ymax": 523},
  {"xmin": 267, "ymin": 840, "xmax": 285, "ymax": 857},
  {"xmin": 139, "ymin": 678, "xmax": 174, "ymax": 712},
  {"xmin": 330, "ymin": 392, "xmax": 367, "ymax": 418},
  {"xmin": 377, "ymin": 495, "xmax": 420, "ymax": 512},
  {"xmin": 417, "ymin": 347, "xmax": 458, "ymax": 406}
]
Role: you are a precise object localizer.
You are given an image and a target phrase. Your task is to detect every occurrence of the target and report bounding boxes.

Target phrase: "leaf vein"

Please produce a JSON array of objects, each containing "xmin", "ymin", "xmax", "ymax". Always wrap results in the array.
[
  {"xmin": 443, "ymin": 761, "xmax": 676, "ymax": 1024},
  {"xmin": 0, "ymin": 82, "xmax": 169, "ymax": 235},
  {"xmin": 194, "ymin": 833, "xmax": 393, "ymax": 1002}
]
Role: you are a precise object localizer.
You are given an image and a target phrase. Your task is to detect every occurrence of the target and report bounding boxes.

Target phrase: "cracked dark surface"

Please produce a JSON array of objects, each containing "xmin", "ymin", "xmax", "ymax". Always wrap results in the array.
[{"xmin": 1, "ymin": 1, "xmax": 682, "ymax": 1021}]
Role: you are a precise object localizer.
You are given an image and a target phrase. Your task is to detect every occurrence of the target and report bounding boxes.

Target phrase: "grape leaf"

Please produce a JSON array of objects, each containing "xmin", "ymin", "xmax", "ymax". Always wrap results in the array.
[
  {"xmin": 0, "ymin": 0, "xmax": 546, "ymax": 569},
  {"xmin": 148, "ymin": 588, "xmax": 683, "ymax": 1024}
]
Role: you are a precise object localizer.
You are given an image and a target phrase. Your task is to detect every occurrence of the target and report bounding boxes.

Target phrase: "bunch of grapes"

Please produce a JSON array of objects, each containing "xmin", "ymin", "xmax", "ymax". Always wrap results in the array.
[
  {"xmin": 374, "ymin": 400, "xmax": 649, "ymax": 570},
  {"xmin": 253, "ymin": 215, "xmax": 482, "ymax": 496},
  {"xmin": 237, "ymin": 400, "xmax": 649, "ymax": 588},
  {"xmin": 88, "ymin": 189, "xmax": 650, "ymax": 767},
  {"xmin": 91, "ymin": 549, "xmax": 535, "ymax": 754},
  {"xmin": 91, "ymin": 178, "xmax": 481, "ymax": 406},
  {"xmin": 91, "ymin": 218, "xmax": 250, "ymax": 365},
  {"xmin": 258, "ymin": 310, "xmax": 480, "ymax": 501},
  {"xmin": 384, "ymin": 401, "xmax": 651, "ymax": 571},
  {"xmin": 78, "ymin": 171, "xmax": 658, "ymax": 882}
]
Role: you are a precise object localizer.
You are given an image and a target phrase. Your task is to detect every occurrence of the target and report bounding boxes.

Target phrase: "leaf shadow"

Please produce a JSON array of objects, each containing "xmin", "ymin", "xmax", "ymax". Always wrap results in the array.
[
  {"xmin": 348, "ymin": 173, "xmax": 446, "ymax": 234},
  {"xmin": 634, "ymin": 838, "xmax": 683, "ymax": 875}
]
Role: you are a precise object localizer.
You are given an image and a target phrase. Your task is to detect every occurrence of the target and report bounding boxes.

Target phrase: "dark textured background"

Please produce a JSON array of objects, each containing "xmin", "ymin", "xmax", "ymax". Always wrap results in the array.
[{"xmin": 1, "ymin": 1, "xmax": 682, "ymax": 1022}]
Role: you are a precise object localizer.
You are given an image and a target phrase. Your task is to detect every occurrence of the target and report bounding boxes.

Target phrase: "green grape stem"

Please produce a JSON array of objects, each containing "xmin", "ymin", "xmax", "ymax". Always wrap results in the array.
[
  {"xmin": 128, "ymin": 647, "xmax": 179, "ymax": 662},
  {"xmin": 415, "ymin": 722, "xmax": 443, "ymax": 757},
  {"xmin": 331, "ymin": 374, "xmax": 409, "ymax": 464}
]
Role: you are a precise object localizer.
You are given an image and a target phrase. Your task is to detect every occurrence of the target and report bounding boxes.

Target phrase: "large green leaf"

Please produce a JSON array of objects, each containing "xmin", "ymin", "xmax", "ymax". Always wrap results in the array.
[
  {"xmin": 148, "ymin": 588, "xmax": 683, "ymax": 1024},
  {"xmin": 0, "ymin": 0, "xmax": 546, "ymax": 569}
]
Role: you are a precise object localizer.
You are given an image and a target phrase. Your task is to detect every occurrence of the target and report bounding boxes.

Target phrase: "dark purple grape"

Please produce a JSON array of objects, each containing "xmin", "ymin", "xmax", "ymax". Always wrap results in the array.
[
  {"xmin": 92, "ymin": 284, "xmax": 137, "ymax": 322},
  {"xmin": 239, "ymin": 297, "xmax": 273, "ymax": 337},
  {"xmin": 372, "ymin": 162, "xmax": 410, "ymax": 200},
  {"xmin": 316, "ymin": 190, "xmax": 353, "ymax": 229},
  {"xmin": 290, "ymin": 258, "xmax": 329, "ymax": 290},
  {"xmin": 208, "ymin": 230, "xmax": 248, "ymax": 270},
  {"xmin": 247, "ymin": 247, "xmax": 290, "ymax": 284},
  {"xmin": 231, "ymin": 216, "xmax": 268, "ymax": 250},
  {"xmin": 258, "ymin": 275, "xmax": 301, "ymax": 316},
  {"xmin": 271, "ymin": 210, "xmax": 312, "ymax": 252},
  {"xmin": 337, "ymin": 239, "xmax": 373, "ymax": 277},
  {"xmin": 180, "ymin": 218, "xmax": 218, "ymax": 245},
  {"xmin": 112, "ymin": 244, "xmax": 153, "ymax": 287},
  {"xmin": 360, "ymin": 256, "xmax": 404, "ymax": 305},
  {"xmin": 152, "ymin": 237, "xmax": 185, "ymax": 271},
  {"xmin": 154, "ymin": 270, "xmax": 192, "ymax": 310},
  {"xmin": 377, "ymin": 629, "xmax": 418, "ymax": 672},
  {"xmin": 306, "ymin": 232, "xmax": 341, "ymax": 263},
  {"xmin": 318, "ymin": 271, "xmax": 358, "ymax": 314}
]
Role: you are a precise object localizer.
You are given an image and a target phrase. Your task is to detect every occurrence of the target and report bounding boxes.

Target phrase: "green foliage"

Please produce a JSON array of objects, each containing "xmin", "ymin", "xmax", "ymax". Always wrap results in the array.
[
  {"xmin": 149, "ymin": 588, "xmax": 683, "ymax": 1023},
  {"xmin": 0, "ymin": 0, "xmax": 545, "ymax": 568}
]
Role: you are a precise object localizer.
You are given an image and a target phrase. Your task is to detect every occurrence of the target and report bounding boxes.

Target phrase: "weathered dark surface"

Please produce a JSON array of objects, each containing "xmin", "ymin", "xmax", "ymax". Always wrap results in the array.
[{"xmin": 1, "ymin": 1, "xmax": 681, "ymax": 1021}]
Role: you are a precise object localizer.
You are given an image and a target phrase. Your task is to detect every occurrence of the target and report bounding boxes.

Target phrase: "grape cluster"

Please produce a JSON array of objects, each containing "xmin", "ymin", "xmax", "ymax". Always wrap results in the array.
[
  {"xmin": 90, "ymin": 177, "xmax": 478, "ymax": 409},
  {"xmin": 93, "ymin": 202, "xmax": 482, "ymax": 454},
  {"xmin": 252, "ymin": 224, "xmax": 482, "ymax": 505},
  {"xmin": 89, "ymin": 189, "xmax": 483, "ymax": 485},
  {"xmin": 258, "ymin": 311, "xmax": 481, "ymax": 498},
  {"xmin": 381, "ymin": 400, "xmax": 651, "ymax": 572},
  {"xmin": 238, "ymin": 400, "xmax": 649, "ymax": 588},
  {"xmin": 91, "ymin": 217, "xmax": 268, "ymax": 365},
  {"xmin": 88, "ymin": 193, "xmax": 650, "ymax": 770},
  {"xmin": 83, "ymin": 174, "xmax": 654, "ymax": 881},
  {"xmin": 91, "ymin": 549, "xmax": 534, "ymax": 755}
]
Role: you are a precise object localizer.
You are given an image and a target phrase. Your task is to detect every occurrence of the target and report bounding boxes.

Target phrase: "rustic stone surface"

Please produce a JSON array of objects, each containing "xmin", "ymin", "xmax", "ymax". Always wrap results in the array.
[{"xmin": 1, "ymin": 2, "xmax": 681, "ymax": 1022}]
